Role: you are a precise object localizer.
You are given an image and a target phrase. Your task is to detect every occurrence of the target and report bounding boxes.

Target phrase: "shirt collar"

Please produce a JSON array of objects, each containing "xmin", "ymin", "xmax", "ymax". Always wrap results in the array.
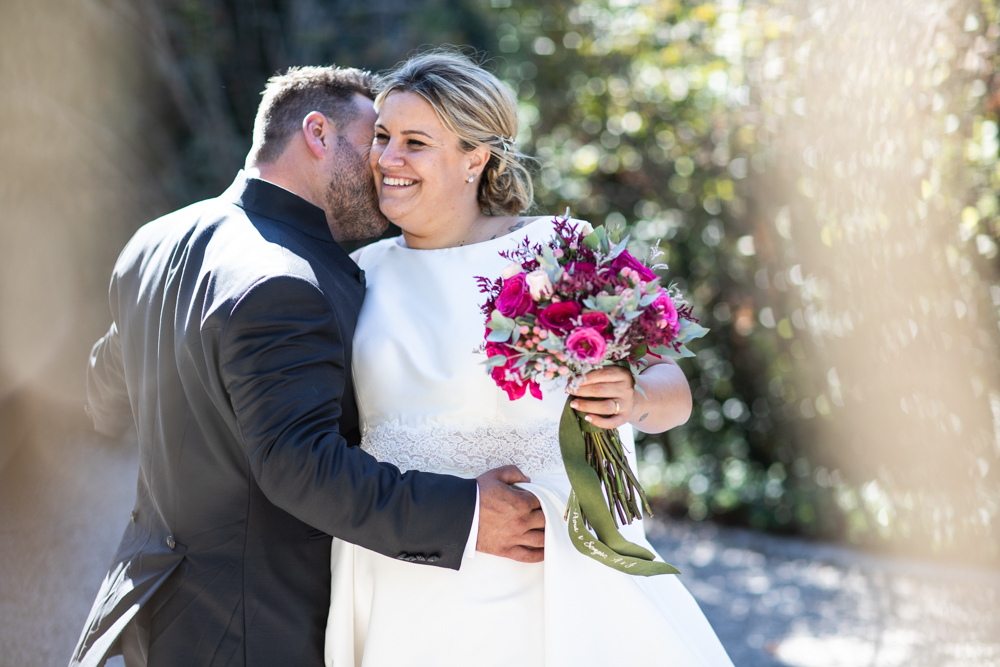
[{"xmin": 221, "ymin": 170, "xmax": 335, "ymax": 243}]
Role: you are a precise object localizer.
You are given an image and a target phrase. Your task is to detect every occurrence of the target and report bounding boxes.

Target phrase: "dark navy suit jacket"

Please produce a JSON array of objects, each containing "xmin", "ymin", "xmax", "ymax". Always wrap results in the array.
[{"xmin": 71, "ymin": 174, "xmax": 476, "ymax": 667}]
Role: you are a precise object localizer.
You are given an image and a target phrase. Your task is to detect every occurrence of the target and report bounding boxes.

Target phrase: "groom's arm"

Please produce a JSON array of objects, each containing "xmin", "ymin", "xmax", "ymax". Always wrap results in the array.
[
  {"xmin": 219, "ymin": 275, "xmax": 477, "ymax": 569},
  {"xmin": 86, "ymin": 320, "xmax": 134, "ymax": 438}
]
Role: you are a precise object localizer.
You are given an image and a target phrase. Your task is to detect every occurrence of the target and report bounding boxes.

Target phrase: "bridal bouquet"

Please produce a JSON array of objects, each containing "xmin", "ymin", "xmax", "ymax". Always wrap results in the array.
[{"xmin": 477, "ymin": 213, "xmax": 707, "ymax": 575}]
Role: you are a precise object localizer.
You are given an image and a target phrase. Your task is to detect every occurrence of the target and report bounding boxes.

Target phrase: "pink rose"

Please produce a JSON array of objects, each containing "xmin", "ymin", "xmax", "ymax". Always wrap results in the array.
[
  {"xmin": 649, "ymin": 292, "xmax": 679, "ymax": 334},
  {"xmin": 611, "ymin": 251, "xmax": 657, "ymax": 283},
  {"xmin": 566, "ymin": 327, "xmax": 607, "ymax": 363},
  {"xmin": 538, "ymin": 301, "xmax": 582, "ymax": 334},
  {"xmin": 496, "ymin": 273, "xmax": 533, "ymax": 318},
  {"xmin": 580, "ymin": 311, "xmax": 611, "ymax": 337}
]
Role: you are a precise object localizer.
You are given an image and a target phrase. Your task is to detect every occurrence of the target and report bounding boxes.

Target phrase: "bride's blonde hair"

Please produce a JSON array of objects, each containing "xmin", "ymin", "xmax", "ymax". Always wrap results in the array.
[{"xmin": 374, "ymin": 49, "xmax": 534, "ymax": 216}]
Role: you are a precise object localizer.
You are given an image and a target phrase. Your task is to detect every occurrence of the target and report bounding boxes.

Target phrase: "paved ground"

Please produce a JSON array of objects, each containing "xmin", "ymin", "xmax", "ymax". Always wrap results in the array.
[{"xmin": 2, "ymin": 435, "xmax": 999, "ymax": 667}]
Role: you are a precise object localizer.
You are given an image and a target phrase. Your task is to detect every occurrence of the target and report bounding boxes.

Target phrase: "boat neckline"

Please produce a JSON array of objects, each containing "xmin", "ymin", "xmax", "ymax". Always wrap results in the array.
[{"xmin": 390, "ymin": 215, "xmax": 557, "ymax": 252}]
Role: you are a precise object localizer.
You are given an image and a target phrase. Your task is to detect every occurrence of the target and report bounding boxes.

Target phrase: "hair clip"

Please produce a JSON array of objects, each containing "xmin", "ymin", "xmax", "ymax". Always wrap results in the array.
[{"xmin": 495, "ymin": 135, "xmax": 516, "ymax": 155}]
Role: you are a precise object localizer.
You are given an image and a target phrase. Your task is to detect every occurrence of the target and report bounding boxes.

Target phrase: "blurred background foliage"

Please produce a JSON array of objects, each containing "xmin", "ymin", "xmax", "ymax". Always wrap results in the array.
[{"xmin": 2, "ymin": 0, "xmax": 998, "ymax": 565}]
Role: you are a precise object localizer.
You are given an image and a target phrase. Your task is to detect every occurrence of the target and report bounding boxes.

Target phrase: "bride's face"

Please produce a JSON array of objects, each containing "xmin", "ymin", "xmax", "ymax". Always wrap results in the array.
[{"xmin": 370, "ymin": 91, "xmax": 485, "ymax": 234}]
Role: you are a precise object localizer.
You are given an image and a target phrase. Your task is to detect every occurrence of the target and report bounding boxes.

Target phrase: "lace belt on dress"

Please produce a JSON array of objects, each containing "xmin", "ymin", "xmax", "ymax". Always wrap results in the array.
[{"xmin": 360, "ymin": 420, "xmax": 565, "ymax": 478}]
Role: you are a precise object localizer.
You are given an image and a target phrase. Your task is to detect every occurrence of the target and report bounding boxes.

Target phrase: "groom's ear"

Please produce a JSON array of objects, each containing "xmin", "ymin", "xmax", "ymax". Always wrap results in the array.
[{"xmin": 302, "ymin": 111, "xmax": 335, "ymax": 159}]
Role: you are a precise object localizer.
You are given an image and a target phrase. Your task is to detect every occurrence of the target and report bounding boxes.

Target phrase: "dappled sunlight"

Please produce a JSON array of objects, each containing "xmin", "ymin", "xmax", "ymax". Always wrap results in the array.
[{"xmin": 647, "ymin": 518, "xmax": 1000, "ymax": 666}]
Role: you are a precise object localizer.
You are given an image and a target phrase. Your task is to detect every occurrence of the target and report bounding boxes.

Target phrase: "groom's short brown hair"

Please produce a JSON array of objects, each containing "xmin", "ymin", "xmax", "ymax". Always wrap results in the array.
[{"xmin": 249, "ymin": 65, "xmax": 376, "ymax": 165}]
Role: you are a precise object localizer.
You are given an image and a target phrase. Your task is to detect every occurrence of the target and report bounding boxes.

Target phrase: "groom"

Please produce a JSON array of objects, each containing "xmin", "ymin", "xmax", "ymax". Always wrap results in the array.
[{"xmin": 71, "ymin": 66, "xmax": 544, "ymax": 667}]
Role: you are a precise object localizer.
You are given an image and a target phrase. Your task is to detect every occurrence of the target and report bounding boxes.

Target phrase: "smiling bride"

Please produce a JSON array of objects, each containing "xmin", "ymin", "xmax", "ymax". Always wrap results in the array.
[{"xmin": 324, "ymin": 50, "xmax": 734, "ymax": 667}]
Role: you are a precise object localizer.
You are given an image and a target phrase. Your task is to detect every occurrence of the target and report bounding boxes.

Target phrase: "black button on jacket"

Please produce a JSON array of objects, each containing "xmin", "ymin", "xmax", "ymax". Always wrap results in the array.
[{"xmin": 70, "ymin": 174, "xmax": 476, "ymax": 667}]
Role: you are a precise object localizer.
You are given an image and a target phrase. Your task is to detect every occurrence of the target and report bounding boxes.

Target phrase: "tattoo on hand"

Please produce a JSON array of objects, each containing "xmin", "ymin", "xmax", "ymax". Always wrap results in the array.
[
  {"xmin": 639, "ymin": 413, "xmax": 649, "ymax": 422},
  {"xmin": 508, "ymin": 220, "xmax": 526, "ymax": 232}
]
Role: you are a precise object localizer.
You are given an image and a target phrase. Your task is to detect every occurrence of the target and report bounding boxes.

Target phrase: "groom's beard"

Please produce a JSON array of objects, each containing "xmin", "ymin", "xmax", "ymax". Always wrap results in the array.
[{"xmin": 326, "ymin": 134, "xmax": 389, "ymax": 241}]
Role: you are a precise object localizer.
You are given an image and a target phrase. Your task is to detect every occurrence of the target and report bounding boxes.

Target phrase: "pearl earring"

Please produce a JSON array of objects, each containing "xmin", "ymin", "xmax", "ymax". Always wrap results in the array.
[{"xmin": 467, "ymin": 174, "xmax": 476, "ymax": 183}]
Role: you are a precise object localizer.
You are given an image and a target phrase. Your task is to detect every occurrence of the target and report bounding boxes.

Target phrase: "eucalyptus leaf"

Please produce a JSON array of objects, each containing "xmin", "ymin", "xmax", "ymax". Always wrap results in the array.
[
  {"xmin": 583, "ymin": 232, "xmax": 600, "ymax": 250},
  {"xmin": 639, "ymin": 293, "xmax": 658, "ymax": 307},
  {"xmin": 676, "ymin": 318, "xmax": 710, "ymax": 342},
  {"xmin": 485, "ymin": 354, "xmax": 509, "ymax": 369},
  {"xmin": 486, "ymin": 328, "xmax": 512, "ymax": 343},
  {"xmin": 607, "ymin": 234, "xmax": 631, "ymax": 261},
  {"xmin": 593, "ymin": 225, "xmax": 610, "ymax": 253},
  {"xmin": 488, "ymin": 311, "xmax": 516, "ymax": 332},
  {"xmin": 593, "ymin": 294, "xmax": 622, "ymax": 313}
]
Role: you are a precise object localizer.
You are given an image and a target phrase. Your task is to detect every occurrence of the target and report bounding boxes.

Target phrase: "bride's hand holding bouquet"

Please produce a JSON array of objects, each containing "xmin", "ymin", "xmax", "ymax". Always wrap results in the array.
[{"xmin": 477, "ymin": 214, "xmax": 707, "ymax": 575}]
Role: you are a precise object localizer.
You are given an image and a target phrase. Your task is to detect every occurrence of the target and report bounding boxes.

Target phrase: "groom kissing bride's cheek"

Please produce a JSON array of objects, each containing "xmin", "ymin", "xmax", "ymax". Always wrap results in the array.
[{"xmin": 73, "ymin": 50, "xmax": 733, "ymax": 667}]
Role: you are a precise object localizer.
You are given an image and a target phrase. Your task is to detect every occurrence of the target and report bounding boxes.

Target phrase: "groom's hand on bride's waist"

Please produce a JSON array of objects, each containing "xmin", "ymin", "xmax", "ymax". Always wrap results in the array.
[{"xmin": 474, "ymin": 466, "xmax": 545, "ymax": 563}]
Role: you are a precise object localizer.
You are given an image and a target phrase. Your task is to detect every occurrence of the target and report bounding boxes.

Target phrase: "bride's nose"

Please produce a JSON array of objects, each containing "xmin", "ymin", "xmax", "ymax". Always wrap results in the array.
[{"xmin": 377, "ymin": 140, "xmax": 406, "ymax": 168}]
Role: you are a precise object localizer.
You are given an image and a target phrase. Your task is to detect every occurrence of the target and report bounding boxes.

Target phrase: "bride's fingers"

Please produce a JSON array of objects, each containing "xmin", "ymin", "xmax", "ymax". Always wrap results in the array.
[
  {"xmin": 570, "ymin": 381, "xmax": 627, "ymax": 399},
  {"xmin": 570, "ymin": 397, "xmax": 620, "ymax": 417},
  {"xmin": 583, "ymin": 413, "xmax": 630, "ymax": 430},
  {"xmin": 578, "ymin": 366, "xmax": 632, "ymax": 386}
]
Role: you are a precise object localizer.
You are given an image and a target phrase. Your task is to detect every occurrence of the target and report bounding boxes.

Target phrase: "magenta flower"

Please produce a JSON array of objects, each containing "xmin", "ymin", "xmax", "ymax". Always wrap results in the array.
[
  {"xmin": 648, "ymin": 293, "xmax": 680, "ymax": 335},
  {"xmin": 496, "ymin": 273, "xmax": 533, "ymax": 318},
  {"xmin": 611, "ymin": 251, "xmax": 657, "ymax": 282},
  {"xmin": 566, "ymin": 327, "xmax": 607, "ymax": 363}
]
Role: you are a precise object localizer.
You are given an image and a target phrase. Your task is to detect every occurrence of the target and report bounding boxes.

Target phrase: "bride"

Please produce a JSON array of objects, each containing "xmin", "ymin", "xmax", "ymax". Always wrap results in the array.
[{"xmin": 325, "ymin": 51, "xmax": 734, "ymax": 667}]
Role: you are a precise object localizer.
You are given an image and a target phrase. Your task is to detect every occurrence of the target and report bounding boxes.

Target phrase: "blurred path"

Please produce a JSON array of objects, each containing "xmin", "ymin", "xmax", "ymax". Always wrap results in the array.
[
  {"xmin": 0, "ymin": 436, "xmax": 137, "ymax": 667},
  {"xmin": 2, "ymin": 436, "xmax": 999, "ymax": 667},
  {"xmin": 647, "ymin": 521, "xmax": 1000, "ymax": 667}
]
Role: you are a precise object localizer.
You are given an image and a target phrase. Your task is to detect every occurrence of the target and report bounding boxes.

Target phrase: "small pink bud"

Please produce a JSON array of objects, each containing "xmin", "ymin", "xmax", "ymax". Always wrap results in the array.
[
  {"xmin": 539, "ymin": 330, "xmax": 548, "ymax": 339},
  {"xmin": 520, "ymin": 325, "xmax": 530, "ymax": 334},
  {"xmin": 553, "ymin": 248, "xmax": 565, "ymax": 258},
  {"xmin": 558, "ymin": 366, "xmax": 569, "ymax": 375}
]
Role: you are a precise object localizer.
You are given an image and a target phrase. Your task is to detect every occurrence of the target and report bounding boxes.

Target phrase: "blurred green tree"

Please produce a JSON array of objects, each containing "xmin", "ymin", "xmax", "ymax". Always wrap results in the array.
[{"xmin": 66, "ymin": 0, "xmax": 1000, "ymax": 563}]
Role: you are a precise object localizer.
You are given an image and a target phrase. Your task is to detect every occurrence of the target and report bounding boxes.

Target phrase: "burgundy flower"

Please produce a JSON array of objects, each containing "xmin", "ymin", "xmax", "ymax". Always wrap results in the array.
[
  {"xmin": 580, "ymin": 311, "xmax": 611, "ymax": 337},
  {"xmin": 496, "ymin": 273, "xmax": 533, "ymax": 318},
  {"xmin": 566, "ymin": 327, "xmax": 608, "ymax": 363},
  {"xmin": 611, "ymin": 251, "xmax": 657, "ymax": 282},
  {"xmin": 538, "ymin": 301, "xmax": 582, "ymax": 334},
  {"xmin": 568, "ymin": 261, "xmax": 597, "ymax": 277}
]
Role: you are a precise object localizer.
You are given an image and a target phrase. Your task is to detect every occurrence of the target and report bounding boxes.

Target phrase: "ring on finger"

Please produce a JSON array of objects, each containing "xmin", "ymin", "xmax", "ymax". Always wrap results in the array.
[{"xmin": 613, "ymin": 400, "xmax": 620, "ymax": 416}]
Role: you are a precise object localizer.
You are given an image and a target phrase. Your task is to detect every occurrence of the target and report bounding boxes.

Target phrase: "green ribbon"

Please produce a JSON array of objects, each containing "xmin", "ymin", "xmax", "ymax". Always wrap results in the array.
[{"xmin": 559, "ymin": 397, "xmax": 681, "ymax": 576}]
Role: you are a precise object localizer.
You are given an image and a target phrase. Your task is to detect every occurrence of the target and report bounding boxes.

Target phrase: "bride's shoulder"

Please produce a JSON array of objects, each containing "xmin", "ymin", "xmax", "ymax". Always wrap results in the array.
[
  {"xmin": 495, "ymin": 213, "xmax": 592, "ymax": 241},
  {"xmin": 349, "ymin": 236, "xmax": 399, "ymax": 268}
]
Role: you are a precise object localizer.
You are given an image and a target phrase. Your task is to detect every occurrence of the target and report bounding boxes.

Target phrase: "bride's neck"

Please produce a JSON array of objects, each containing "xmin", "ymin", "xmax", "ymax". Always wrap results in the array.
[{"xmin": 399, "ymin": 209, "xmax": 500, "ymax": 250}]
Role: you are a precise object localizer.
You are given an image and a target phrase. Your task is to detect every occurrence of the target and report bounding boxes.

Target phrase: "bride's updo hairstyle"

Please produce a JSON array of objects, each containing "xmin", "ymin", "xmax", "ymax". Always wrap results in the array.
[{"xmin": 375, "ymin": 50, "xmax": 534, "ymax": 215}]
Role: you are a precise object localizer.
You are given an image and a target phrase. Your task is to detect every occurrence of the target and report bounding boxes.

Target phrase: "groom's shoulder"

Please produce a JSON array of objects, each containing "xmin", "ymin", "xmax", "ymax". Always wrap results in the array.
[{"xmin": 118, "ymin": 195, "xmax": 310, "ymax": 295}]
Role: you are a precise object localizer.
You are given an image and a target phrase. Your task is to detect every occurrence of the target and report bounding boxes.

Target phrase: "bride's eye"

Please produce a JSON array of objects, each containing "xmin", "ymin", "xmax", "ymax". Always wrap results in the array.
[
  {"xmin": 374, "ymin": 132, "xmax": 389, "ymax": 143},
  {"xmin": 407, "ymin": 139, "xmax": 426, "ymax": 148}
]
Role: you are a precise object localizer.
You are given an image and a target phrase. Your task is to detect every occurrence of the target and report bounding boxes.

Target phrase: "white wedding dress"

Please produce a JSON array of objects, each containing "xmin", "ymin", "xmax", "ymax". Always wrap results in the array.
[{"xmin": 324, "ymin": 217, "xmax": 734, "ymax": 667}]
